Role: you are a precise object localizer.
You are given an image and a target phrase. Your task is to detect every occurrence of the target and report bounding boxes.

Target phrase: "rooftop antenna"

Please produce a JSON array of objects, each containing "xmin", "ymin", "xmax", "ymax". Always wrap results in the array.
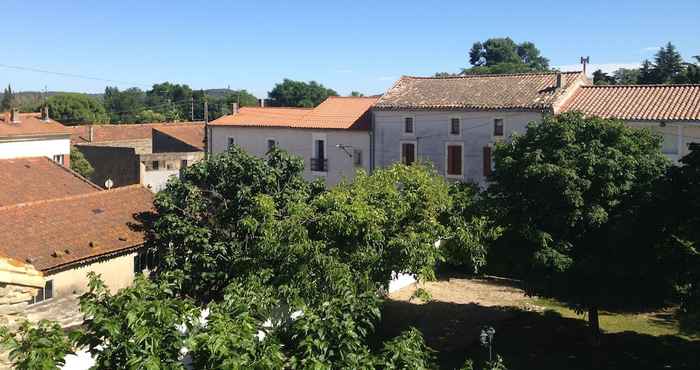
[{"xmin": 580, "ymin": 56, "xmax": 590, "ymax": 75}]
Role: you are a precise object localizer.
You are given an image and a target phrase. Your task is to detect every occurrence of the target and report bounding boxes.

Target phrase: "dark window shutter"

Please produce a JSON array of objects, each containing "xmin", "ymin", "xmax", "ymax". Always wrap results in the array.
[{"xmin": 483, "ymin": 146, "xmax": 492, "ymax": 177}]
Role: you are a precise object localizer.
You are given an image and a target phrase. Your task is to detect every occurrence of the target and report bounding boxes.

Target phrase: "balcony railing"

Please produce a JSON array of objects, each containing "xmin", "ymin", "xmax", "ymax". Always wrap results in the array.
[{"xmin": 310, "ymin": 158, "xmax": 328, "ymax": 172}]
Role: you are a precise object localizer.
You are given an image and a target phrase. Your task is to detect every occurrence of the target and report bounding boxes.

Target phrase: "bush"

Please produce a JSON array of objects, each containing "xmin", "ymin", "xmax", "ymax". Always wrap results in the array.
[{"xmin": 0, "ymin": 320, "xmax": 74, "ymax": 370}]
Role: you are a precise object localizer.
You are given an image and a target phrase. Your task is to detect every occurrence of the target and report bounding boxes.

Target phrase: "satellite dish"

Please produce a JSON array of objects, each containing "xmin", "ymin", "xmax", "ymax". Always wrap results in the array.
[{"xmin": 104, "ymin": 178, "xmax": 114, "ymax": 190}]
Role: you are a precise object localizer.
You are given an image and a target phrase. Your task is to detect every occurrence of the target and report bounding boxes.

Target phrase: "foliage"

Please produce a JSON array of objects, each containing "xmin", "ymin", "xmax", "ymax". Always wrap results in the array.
[
  {"xmin": 268, "ymin": 79, "xmax": 338, "ymax": 107},
  {"xmin": 603, "ymin": 43, "xmax": 697, "ymax": 85},
  {"xmin": 103, "ymin": 86, "xmax": 147, "ymax": 123},
  {"xmin": 376, "ymin": 327, "xmax": 436, "ymax": 369},
  {"xmin": 70, "ymin": 147, "xmax": 94, "ymax": 178},
  {"xmin": 46, "ymin": 93, "xmax": 109, "ymax": 125},
  {"xmin": 440, "ymin": 182, "xmax": 502, "ymax": 273},
  {"xmin": 1, "ymin": 84, "xmax": 14, "ymax": 110},
  {"xmin": 0, "ymin": 320, "xmax": 74, "ymax": 370},
  {"xmin": 592, "ymin": 69, "xmax": 616, "ymax": 85},
  {"xmin": 411, "ymin": 287, "xmax": 433, "ymax": 302},
  {"xmin": 488, "ymin": 112, "xmax": 669, "ymax": 335},
  {"xmin": 464, "ymin": 38, "xmax": 549, "ymax": 74},
  {"xmin": 350, "ymin": 91, "xmax": 364, "ymax": 97}
]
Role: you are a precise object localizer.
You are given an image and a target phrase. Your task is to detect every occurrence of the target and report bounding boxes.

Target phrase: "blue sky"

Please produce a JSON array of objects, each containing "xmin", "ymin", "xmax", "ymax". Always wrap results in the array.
[{"xmin": 2, "ymin": 0, "xmax": 698, "ymax": 98}]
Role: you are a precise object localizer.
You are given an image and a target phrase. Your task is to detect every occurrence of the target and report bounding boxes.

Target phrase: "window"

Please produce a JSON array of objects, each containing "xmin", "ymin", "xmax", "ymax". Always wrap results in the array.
[
  {"xmin": 180, "ymin": 159, "xmax": 188, "ymax": 169},
  {"xmin": 311, "ymin": 138, "xmax": 327, "ymax": 172},
  {"xmin": 52, "ymin": 154, "xmax": 64, "ymax": 165},
  {"xmin": 446, "ymin": 144, "xmax": 463, "ymax": 176},
  {"xmin": 267, "ymin": 138, "xmax": 276, "ymax": 151},
  {"xmin": 450, "ymin": 118, "xmax": 461, "ymax": 135},
  {"xmin": 483, "ymin": 146, "xmax": 493, "ymax": 177},
  {"xmin": 401, "ymin": 142, "xmax": 416, "ymax": 165},
  {"xmin": 29, "ymin": 280, "xmax": 53, "ymax": 305},
  {"xmin": 152, "ymin": 161, "xmax": 160, "ymax": 171},
  {"xmin": 353, "ymin": 149, "xmax": 363, "ymax": 167},
  {"xmin": 404, "ymin": 117, "xmax": 414, "ymax": 134},
  {"xmin": 227, "ymin": 137, "xmax": 235, "ymax": 149},
  {"xmin": 493, "ymin": 118, "xmax": 504, "ymax": 137}
]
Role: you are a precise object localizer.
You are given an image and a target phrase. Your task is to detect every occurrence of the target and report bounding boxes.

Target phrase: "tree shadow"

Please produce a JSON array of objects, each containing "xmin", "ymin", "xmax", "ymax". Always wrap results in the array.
[{"xmin": 379, "ymin": 299, "xmax": 700, "ymax": 370}]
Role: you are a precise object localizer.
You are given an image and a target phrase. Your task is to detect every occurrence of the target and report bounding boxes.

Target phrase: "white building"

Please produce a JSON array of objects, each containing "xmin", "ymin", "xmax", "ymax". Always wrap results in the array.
[
  {"xmin": 0, "ymin": 108, "xmax": 71, "ymax": 165},
  {"xmin": 209, "ymin": 97, "xmax": 377, "ymax": 186}
]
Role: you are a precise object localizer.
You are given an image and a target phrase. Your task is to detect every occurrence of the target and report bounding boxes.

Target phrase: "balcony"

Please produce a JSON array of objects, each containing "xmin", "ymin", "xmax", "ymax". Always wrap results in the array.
[{"xmin": 310, "ymin": 158, "xmax": 328, "ymax": 172}]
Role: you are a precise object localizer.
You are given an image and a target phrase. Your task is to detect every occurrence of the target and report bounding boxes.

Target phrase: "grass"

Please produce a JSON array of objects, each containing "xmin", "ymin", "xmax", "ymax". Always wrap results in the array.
[{"xmin": 531, "ymin": 297, "xmax": 698, "ymax": 340}]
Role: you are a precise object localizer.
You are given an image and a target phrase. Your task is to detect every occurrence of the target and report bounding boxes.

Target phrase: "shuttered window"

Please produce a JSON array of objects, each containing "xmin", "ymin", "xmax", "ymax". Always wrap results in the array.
[
  {"xmin": 483, "ymin": 146, "xmax": 492, "ymax": 177},
  {"xmin": 446, "ymin": 145, "xmax": 462, "ymax": 176}
]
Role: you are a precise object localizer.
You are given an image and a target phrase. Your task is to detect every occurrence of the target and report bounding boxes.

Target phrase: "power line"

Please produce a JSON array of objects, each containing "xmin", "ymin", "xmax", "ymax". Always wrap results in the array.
[{"xmin": 0, "ymin": 63, "xmax": 153, "ymax": 88}]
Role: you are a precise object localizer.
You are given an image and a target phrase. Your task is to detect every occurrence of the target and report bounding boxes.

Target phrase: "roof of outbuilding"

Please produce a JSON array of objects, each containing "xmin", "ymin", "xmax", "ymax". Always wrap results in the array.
[
  {"xmin": 0, "ymin": 185, "xmax": 154, "ymax": 272},
  {"xmin": 0, "ymin": 157, "xmax": 101, "ymax": 207},
  {"xmin": 153, "ymin": 124, "xmax": 205, "ymax": 150},
  {"xmin": 373, "ymin": 72, "xmax": 587, "ymax": 111},
  {"xmin": 209, "ymin": 96, "xmax": 379, "ymax": 130},
  {"xmin": 561, "ymin": 84, "xmax": 700, "ymax": 121},
  {"xmin": 0, "ymin": 112, "xmax": 69, "ymax": 139},
  {"xmin": 68, "ymin": 122, "xmax": 204, "ymax": 145}
]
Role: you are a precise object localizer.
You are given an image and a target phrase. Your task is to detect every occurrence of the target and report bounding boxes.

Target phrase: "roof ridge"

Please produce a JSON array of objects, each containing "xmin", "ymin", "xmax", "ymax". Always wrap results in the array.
[
  {"xmin": 581, "ymin": 84, "xmax": 700, "ymax": 88},
  {"xmin": 403, "ymin": 71, "xmax": 583, "ymax": 80},
  {"xmin": 0, "ymin": 184, "xmax": 148, "ymax": 212},
  {"xmin": 41, "ymin": 157, "xmax": 103, "ymax": 190}
]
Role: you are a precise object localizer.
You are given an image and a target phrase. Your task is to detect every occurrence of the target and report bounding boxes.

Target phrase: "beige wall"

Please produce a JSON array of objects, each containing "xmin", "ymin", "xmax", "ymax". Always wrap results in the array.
[
  {"xmin": 627, "ymin": 121, "xmax": 700, "ymax": 162},
  {"xmin": 46, "ymin": 252, "xmax": 138, "ymax": 297}
]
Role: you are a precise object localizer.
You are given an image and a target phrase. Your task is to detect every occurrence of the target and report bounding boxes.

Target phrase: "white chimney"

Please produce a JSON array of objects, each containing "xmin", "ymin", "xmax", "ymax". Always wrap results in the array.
[
  {"xmin": 231, "ymin": 102, "xmax": 239, "ymax": 115},
  {"xmin": 89, "ymin": 125, "xmax": 94, "ymax": 142},
  {"xmin": 10, "ymin": 108, "xmax": 20, "ymax": 123},
  {"xmin": 258, "ymin": 99, "xmax": 265, "ymax": 107},
  {"xmin": 41, "ymin": 105, "xmax": 50, "ymax": 122}
]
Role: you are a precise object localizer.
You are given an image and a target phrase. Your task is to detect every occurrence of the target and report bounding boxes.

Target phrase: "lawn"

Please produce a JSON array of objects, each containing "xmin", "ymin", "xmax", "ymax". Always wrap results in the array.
[{"xmin": 379, "ymin": 275, "xmax": 700, "ymax": 369}]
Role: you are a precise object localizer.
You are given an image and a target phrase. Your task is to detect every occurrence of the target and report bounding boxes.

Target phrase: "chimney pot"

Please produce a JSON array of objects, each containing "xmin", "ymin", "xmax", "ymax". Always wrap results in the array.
[
  {"xmin": 41, "ymin": 105, "xmax": 50, "ymax": 122},
  {"xmin": 555, "ymin": 73, "xmax": 563, "ymax": 89},
  {"xmin": 231, "ymin": 102, "xmax": 239, "ymax": 115},
  {"xmin": 89, "ymin": 125, "xmax": 95, "ymax": 142},
  {"xmin": 258, "ymin": 99, "xmax": 265, "ymax": 107}
]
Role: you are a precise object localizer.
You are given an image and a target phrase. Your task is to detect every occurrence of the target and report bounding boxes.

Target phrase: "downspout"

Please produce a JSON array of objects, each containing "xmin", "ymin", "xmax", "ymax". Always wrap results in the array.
[{"xmin": 369, "ymin": 109, "xmax": 375, "ymax": 173}]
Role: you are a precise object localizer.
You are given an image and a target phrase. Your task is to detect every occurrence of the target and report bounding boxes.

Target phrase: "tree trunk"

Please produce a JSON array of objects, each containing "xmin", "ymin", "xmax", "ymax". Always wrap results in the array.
[{"xmin": 588, "ymin": 305, "xmax": 601, "ymax": 346}]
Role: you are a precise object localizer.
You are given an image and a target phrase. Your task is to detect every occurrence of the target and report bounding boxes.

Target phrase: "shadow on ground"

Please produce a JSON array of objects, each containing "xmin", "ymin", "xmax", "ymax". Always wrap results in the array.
[{"xmin": 378, "ymin": 298, "xmax": 700, "ymax": 370}]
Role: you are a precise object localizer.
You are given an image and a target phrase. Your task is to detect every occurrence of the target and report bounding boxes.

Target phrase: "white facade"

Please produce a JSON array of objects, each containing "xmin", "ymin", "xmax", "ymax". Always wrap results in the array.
[
  {"xmin": 210, "ymin": 126, "xmax": 370, "ymax": 186},
  {"xmin": 373, "ymin": 110, "xmax": 543, "ymax": 184},
  {"xmin": 0, "ymin": 136, "xmax": 70, "ymax": 161},
  {"xmin": 626, "ymin": 121, "xmax": 700, "ymax": 163}
]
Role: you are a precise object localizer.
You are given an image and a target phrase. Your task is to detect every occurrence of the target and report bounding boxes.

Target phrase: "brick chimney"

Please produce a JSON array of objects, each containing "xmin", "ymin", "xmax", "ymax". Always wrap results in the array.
[
  {"xmin": 41, "ymin": 105, "xmax": 50, "ymax": 122},
  {"xmin": 231, "ymin": 102, "xmax": 239, "ymax": 115},
  {"xmin": 10, "ymin": 108, "xmax": 20, "ymax": 123}
]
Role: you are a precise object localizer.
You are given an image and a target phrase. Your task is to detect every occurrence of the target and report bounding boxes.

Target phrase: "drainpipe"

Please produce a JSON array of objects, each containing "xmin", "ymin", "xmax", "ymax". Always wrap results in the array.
[{"xmin": 369, "ymin": 109, "xmax": 375, "ymax": 173}]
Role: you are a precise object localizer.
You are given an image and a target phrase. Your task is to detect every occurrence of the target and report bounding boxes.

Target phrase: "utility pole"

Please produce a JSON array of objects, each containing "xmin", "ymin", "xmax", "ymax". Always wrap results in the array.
[{"xmin": 203, "ymin": 100, "xmax": 209, "ymax": 159}]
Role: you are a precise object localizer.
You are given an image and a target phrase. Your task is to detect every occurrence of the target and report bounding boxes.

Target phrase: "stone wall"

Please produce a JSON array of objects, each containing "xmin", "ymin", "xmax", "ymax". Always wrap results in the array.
[{"xmin": 0, "ymin": 284, "xmax": 38, "ymax": 330}]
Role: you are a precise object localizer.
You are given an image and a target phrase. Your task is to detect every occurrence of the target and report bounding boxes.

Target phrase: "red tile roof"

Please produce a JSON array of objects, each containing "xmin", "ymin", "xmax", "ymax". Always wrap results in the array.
[
  {"xmin": 209, "ymin": 96, "xmax": 379, "ymax": 130},
  {"xmin": 0, "ymin": 112, "xmax": 69, "ymax": 139},
  {"xmin": 153, "ymin": 124, "xmax": 205, "ymax": 150},
  {"xmin": 0, "ymin": 157, "xmax": 101, "ymax": 207},
  {"xmin": 0, "ymin": 185, "xmax": 154, "ymax": 272},
  {"xmin": 68, "ymin": 122, "xmax": 204, "ymax": 145},
  {"xmin": 374, "ymin": 72, "xmax": 587, "ymax": 111},
  {"xmin": 561, "ymin": 84, "xmax": 700, "ymax": 121}
]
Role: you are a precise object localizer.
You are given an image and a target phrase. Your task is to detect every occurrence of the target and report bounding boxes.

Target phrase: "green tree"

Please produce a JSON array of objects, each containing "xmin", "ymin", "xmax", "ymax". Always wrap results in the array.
[
  {"xmin": 46, "ymin": 93, "xmax": 109, "ymax": 125},
  {"xmin": 465, "ymin": 38, "xmax": 549, "ymax": 74},
  {"xmin": 103, "ymin": 86, "xmax": 146, "ymax": 123},
  {"xmin": 592, "ymin": 69, "xmax": 616, "ymax": 85},
  {"xmin": 654, "ymin": 42, "xmax": 685, "ymax": 83},
  {"xmin": 268, "ymin": 79, "xmax": 338, "ymax": 107},
  {"xmin": 146, "ymin": 82, "xmax": 194, "ymax": 121},
  {"xmin": 70, "ymin": 147, "xmax": 94, "ymax": 178},
  {"xmin": 638, "ymin": 59, "xmax": 661, "ymax": 84},
  {"xmin": 612, "ymin": 68, "xmax": 641, "ymax": 84},
  {"xmin": 350, "ymin": 91, "xmax": 364, "ymax": 97},
  {"xmin": 1, "ymin": 84, "xmax": 14, "ymax": 110},
  {"xmin": 488, "ymin": 112, "xmax": 669, "ymax": 341},
  {"xmin": 0, "ymin": 320, "xmax": 74, "ymax": 370}
]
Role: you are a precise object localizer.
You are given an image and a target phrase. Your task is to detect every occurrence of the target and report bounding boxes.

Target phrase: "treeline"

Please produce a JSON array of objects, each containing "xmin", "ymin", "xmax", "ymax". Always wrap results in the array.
[
  {"xmin": 0, "ymin": 79, "xmax": 340, "ymax": 125},
  {"xmin": 593, "ymin": 42, "xmax": 699, "ymax": 85}
]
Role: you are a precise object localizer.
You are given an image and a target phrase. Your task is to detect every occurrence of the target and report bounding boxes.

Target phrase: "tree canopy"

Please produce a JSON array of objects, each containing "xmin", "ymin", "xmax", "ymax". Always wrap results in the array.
[
  {"xmin": 488, "ymin": 112, "xmax": 670, "ymax": 340},
  {"xmin": 69, "ymin": 147, "xmax": 94, "ymax": 179},
  {"xmin": 46, "ymin": 93, "xmax": 109, "ymax": 125},
  {"xmin": 599, "ymin": 42, "xmax": 699, "ymax": 85},
  {"xmin": 463, "ymin": 38, "xmax": 550, "ymax": 75},
  {"xmin": 268, "ymin": 79, "xmax": 338, "ymax": 107}
]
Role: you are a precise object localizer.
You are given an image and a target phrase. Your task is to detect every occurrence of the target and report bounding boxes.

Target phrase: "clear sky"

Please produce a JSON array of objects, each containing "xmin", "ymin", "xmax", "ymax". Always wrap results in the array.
[{"xmin": 2, "ymin": 0, "xmax": 698, "ymax": 98}]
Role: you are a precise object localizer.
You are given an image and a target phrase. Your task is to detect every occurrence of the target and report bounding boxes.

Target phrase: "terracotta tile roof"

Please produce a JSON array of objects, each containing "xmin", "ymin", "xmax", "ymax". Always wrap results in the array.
[
  {"xmin": 561, "ymin": 84, "xmax": 700, "ymax": 121},
  {"xmin": 0, "ymin": 185, "xmax": 154, "ymax": 272},
  {"xmin": 0, "ymin": 157, "xmax": 101, "ymax": 207},
  {"xmin": 373, "ymin": 72, "xmax": 587, "ymax": 111},
  {"xmin": 153, "ymin": 124, "xmax": 205, "ymax": 150},
  {"xmin": 0, "ymin": 112, "xmax": 69, "ymax": 139},
  {"xmin": 68, "ymin": 122, "xmax": 204, "ymax": 145},
  {"xmin": 209, "ymin": 96, "xmax": 379, "ymax": 130}
]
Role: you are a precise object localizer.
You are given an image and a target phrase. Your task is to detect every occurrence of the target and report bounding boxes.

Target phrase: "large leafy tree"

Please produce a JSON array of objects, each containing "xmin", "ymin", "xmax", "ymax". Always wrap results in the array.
[
  {"xmin": 103, "ymin": 86, "xmax": 147, "ymax": 123},
  {"xmin": 488, "ymin": 112, "xmax": 669, "ymax": 341},
  {"xmin": 464, "ymin": 37, "xmax": 549, "ymax": 75},
  {"xmin": 654, "ymin": 42, "xmax": 685, "ymax": 83},
  {"xmin": 268, "ymin": 79, "xmax": 338, "ymax": 107},
  {"xmin": 46, "ymin": 93, "xmax": 109, "ymax": 125}
]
